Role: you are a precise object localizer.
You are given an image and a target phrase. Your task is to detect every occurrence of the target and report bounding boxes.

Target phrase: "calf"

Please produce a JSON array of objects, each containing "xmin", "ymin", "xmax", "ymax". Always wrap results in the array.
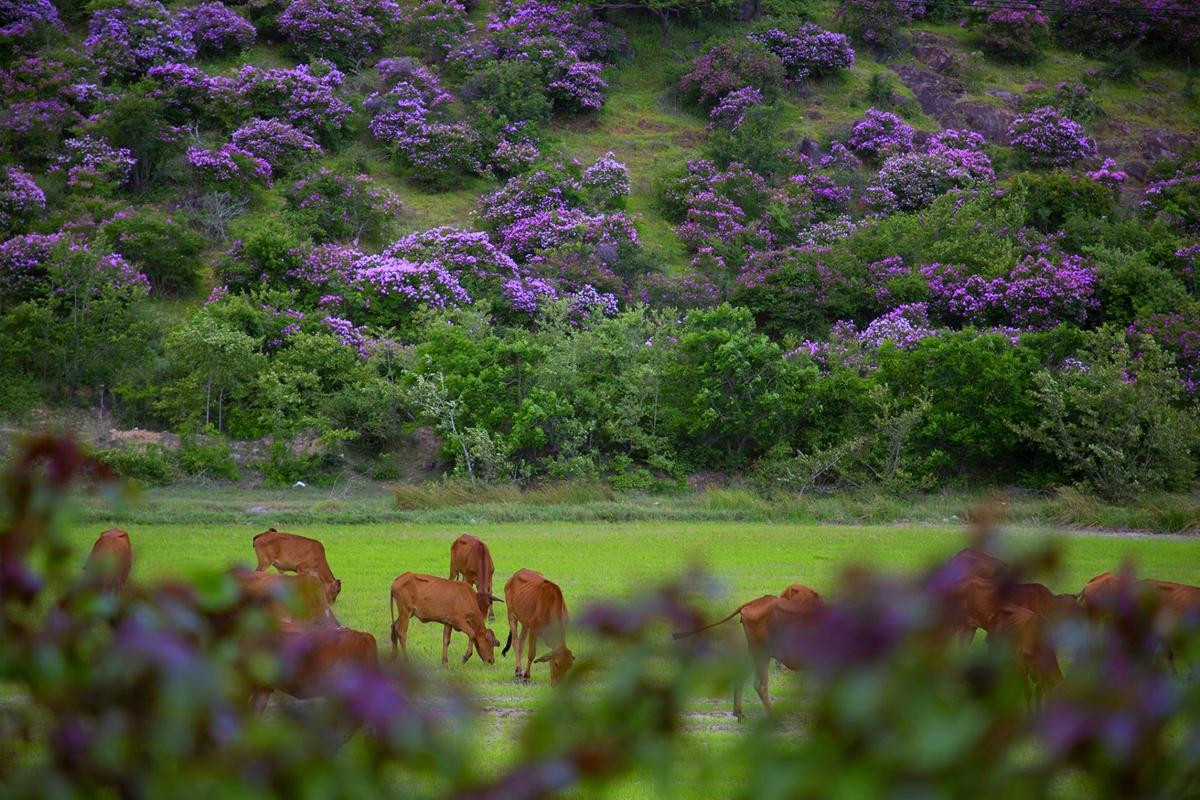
[
  {"xmin": 389, "ymin": 572, "xmax": 501, "ymax": 665},
  {"xmin": 449, "ymin": 534, "xmax": 497, "ymax": 621},
  {"xmin": 501, "ymin": 569, "xmax": 575, "ymax": 685},
  {"xmin": 232, "ymin": 569, "xmax": 340, "ymax": 626},
  {"xmin": 987, "ymin": 605, "xmax": 1062, "ymax": 706},
  {"xmin": 250, "ymin": 623, "xmax": 378, "ymax": 713},
  {"xmin": 84, "ymin": 528, "xmax": 132, "ymax": 594},
  {"xmin": 674, "ymin": 584, "xmax": 824, "ymax": 718},
  {"xmin": 253, "ymin": 529, "xmax": 342, "ymax": 605}
]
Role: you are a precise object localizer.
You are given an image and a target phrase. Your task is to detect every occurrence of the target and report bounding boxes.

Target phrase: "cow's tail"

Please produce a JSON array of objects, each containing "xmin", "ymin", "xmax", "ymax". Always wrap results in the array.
[
  {"xmin": 502, "ymin": 630, "xmax": 512, "ymax": 656},
  {"xmin": 672, "ymin": 602, "xmax": 752, "ymax": 640}
]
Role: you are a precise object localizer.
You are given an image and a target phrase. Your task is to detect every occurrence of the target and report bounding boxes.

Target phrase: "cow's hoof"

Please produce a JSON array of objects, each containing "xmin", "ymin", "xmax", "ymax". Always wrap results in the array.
[{"xmin": 462, "ymin": 654, "xmax": 471, "ymax": 664}]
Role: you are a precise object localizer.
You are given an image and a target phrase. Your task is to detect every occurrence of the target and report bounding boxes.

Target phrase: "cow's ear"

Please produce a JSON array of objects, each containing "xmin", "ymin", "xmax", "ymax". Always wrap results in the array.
[{"xmin": 533, "ymin": 653, "xmax": 552, "ymax": 663}]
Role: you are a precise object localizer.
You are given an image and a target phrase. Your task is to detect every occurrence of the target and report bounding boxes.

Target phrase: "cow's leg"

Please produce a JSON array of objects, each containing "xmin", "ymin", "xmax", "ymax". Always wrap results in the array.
[
  {"xmin": 524, "ymin": 629, "xmax": 538, "ymax": 683},
  {"xmin": 462, "ymin": 629, "xmax": 475, "ymax": 664},
  {"xmin": 254, "ymin": 548, "xmax": 271, "ymax": 572},
  {"xmin": 515, "ymin": 626, "xmax": 530, "ymax": 683},
  {"xmin": 441, "ymin": 624, "xmax": 453, "ymax": 665},
  {"xmin": 393, "ymin": 613, "xmax": 411, "ymax": 662},
  {"xmin": 752, "ymin": 652, "xmax": 772, "ymax": 714}
]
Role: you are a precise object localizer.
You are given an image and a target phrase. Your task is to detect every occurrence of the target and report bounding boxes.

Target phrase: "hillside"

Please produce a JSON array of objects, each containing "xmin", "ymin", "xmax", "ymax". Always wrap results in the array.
[{"xmin": 1, "ymin": 0, "xmax": 1198, "ymax": 497}]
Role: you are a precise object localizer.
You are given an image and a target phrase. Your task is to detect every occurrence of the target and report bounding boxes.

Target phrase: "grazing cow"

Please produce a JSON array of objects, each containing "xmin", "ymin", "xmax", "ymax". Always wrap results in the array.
[
  {"xmin": 501, "ymin": 569, "xmax": 575, "ymax": 685},
  {"xmin": 253, "ymin": 529, "xmax": 342, "ymax": 605},
  {"xmin": 389, "ymin": 572, "xmax": 501, "ymax": 665},
  {"xmin": 449, "ymin": 534, "xmax": 497, "ymax": 621},
  {"xmin": 84, "ymin": 528, "xmax": 132, "ymax": 594},
  {"xmin": 987, "ymin": 605, "xmax": 1062, "ymax": 706},
  {"xmin": 955, "ymin": 577, "xmax": 1078, "ymax": 640},
  {"xmin": 250, "ymin": 623, "xmax": 379, "ymax": 714},
  {"xmin": 674, "ymin": 585, "xmax": 824, "ymax": 718},
  {"xmin": 232, "ymin": 569, "xmax": 340, "ymax": 626}
]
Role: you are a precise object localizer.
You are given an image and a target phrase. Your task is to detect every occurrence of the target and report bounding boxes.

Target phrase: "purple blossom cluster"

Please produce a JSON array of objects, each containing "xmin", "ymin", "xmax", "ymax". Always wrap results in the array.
[
  {"xmin": 706, "ymin": 86, "xmax": 764, "ymax": 131},
  {"xmin": 0, "ymin": 0, "xmax": 64, "ymax": 43},
  {"xmin": 351, "ymin": 253, "xmax": 472, "ymax": 313},
  {"xmin": 322, "ymin": 315, "xmax": 370, "ymax": 358},
  {"xmin": 385, "ymin": 226, "xmax": 521, "ymax": 291},
  {"xmin": 837, "ymin": 0, "xmax": 925, "ymax": 48},
  {"xmin": 1141, "ymin": 161, "xmax": 1199, "ymax": 236},
  {"xmin": 285, "ymin": 168, "xmax": 403, "ymax": 242},
  {"xmin": 484, "ymin": 0, "xmax": 622, "ymax": 63},
  {"xmin": 1008, "ymin": 106, "xmax": 1097, "ymax": 167},
  {"xmin": 232, "ymin": 63, "xmax": 351, "ymax": 141},
  {"xmin": 974, "ymin": 0, "xmax": 1049, "ymax": 62},
  {"xmin": 502, "ymin": 275, "xmax": 558, "ymax": 315},
  {"xmin": 1087, "ymin": 158, "xmax": 1127, "ymax": 189},
  {"xmin": 186, "ymin": 144, "xmax": 272, "ymax": 189},
  {"xmin": 546, "ymin": 60, "xmax": 606, "ymax": 112},
  {"xmin": 50, "ymin": 135, "xmax": 136, "ymax": 189},
  {"xmin": 278, "ymin": 0, "xmax": 401, "ymax": 65},
  {"xmin": 866, "ymin": 130, "xmax": 994, "ymax": 212},
  {"xmin": 1056, "ymin": 0, "xmax": 1199, "ymax": 54},
  {"xmin": 146, "ymin": 63, "xmax": 233, "ymax": 117},
  {"xmin": 794, "ymin": 304, "xmax": 939, "ymax": 372},
  {"xmin": 567, "ymin": 283, "xmax": 619, "ymax": 320},
  {"xmin": 230, "ymin": 118, "xmax": 321, "ymax": 172},
  {"xmin": 489, "ymin": 127, "xmax": 539, "ymax": 177},
  {"xmin": 847, "ymin": 108, "xmax": 914, "ymax": 161},
  {"xmin": 177, "ymin": 2, "xmax": 255, "ymax": 56},
  {"xmin": 0, "ymin": 166, "xmax": 45, "ymax": 232},
  {"xmin": 922, "ymin": 253, "xmax": 1098, "ymax": 329},
  {"xmin": 0, "ymin": 231, "xmax": 59, "ymax": 295},
  {"xmin": 498, "ymin": 208, "xmax": 638, "ymax": 260},
  {"xmin": 393, "ymin": 0, "xmax": 468, "ymax": 55},
  {"xmin": 634, "ymin": 271, "xmax": 722, "ymax": 309},
  {"xmin": 747, "ymin": 24, "xmax": 855, "ymax": 81},
  {"xmin": 581, "ymin": 153, "xmax": 631, "ymax": 209},
  {"xmin": 0, "ymin": 98, "xmax": 79, "ymax": 160},
  {"xmin": 84, "ymin": 0, "xmax": 196, "ymax": 82},
  {"xmin": 677, "ymin": 39, "xmax": 785, "ymax": 110}
]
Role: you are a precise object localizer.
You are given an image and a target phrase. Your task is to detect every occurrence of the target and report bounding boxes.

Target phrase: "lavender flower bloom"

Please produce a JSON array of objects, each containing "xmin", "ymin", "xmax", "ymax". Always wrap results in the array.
[
  {"xmin": 847, "ymin": 108, "xmax": 914, "ymax": 160},
  {"xmin": 323, "ymin": 315, "xmax": 371, "ymax": 358},
  {"xmin": 352, "ymin": 254, "xmax": 472, "ymax": 315},
  {"xmin": 502, "ymin": 275, "xmax": 559, "ymax": 315},
  {"xmin": 230, "ymin": 118, "xmax": 321, "ymax": 172},
  {"xmin": 706, "ymin": 86, "xmax": 764, "ymax": 131},
  {"xmin": 278, "ymin": 0, "xmax": 401, "ymax": 65},
  {"xmin": 233, "ymin": 63, "xmax": 352, "ymax": 141},
  {"xmin": 581, "ymin": 153, "xmax": 630, "ymax": 208},
  {"xmin": 0, "ymin": 0, "xmax": 64, "ymax": 42},
  {"xmin": 50, "ymin": 136, "xmax": 136, "ymax": 189},
  {"xmin": 84, "ymin": 0, "xmax": 196, "ymax": 81},
  {"xmin": 186, "ymin": 144, "xmax": 272, "ymax": 189},
  {"xmin": 0, "ymin": 231, "xmax": 59, "ymax": 295},
  {"xmin": 177, "ymin": 2, "xmax": 255, "ymax": 55},
  {"xmin": 748, "ymin": 24, "xmax": 854, "ymax": 81},
  {"xmin": 0, "ymin": 167, "xmax": 46, "ymax": 232},
  {"xmin": 1087, "ymin": 158, "xmax": 1127, "ymax": 189},
  {"xmin": 1008, "ymin": 106, "xmax": 1097, "ymax": 167}
]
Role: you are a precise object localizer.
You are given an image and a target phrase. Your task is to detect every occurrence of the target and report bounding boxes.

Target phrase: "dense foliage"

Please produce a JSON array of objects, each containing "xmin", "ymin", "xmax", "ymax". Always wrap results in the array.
[{"xmin": 0, "ymin": 0, "xmax": 1197, "ymax": 496}]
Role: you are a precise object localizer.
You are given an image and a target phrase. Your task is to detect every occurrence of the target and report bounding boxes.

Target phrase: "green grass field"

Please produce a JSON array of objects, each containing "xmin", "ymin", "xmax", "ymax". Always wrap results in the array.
[{"xmin": 41, "ymin": 514, "xmax": 1200, "ymax": 795}]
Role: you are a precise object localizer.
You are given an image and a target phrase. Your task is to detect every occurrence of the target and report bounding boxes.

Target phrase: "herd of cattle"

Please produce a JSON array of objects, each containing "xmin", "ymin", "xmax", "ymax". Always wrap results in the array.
[{"xmin": 84, "ymin": 528, "xmax": 1198, "ymax": 719}]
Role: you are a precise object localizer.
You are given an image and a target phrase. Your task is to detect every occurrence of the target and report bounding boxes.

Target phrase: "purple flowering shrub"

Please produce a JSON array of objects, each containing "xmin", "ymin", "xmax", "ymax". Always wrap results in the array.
[
  {"xmin": 232, "ymin": 63, "xmax": 352, "ymax": 143},
  {"xmin": 748, "ymin": 24, "xmax": 855, "ymax": 81},
  {"xmin": 677, "ymin": 39, "xmax": 785, "ymax": 110},
  {"xmin": 278, "ymin": 0, "xmax": 401, "ymax": 65},
  {"xmin": 706, "ymin": 86, "xmax": 764, "ymax": 131},
  {"xmin": 1087, "ymin": 158, "xmax": 1128, "ymax": 190},
  {"xmin": 350, "ymin": 252, "xmax": 472, "ymax": 324},
  {"xmin": 0, "ymin": 166, "xmax": 45, "ymax": 233},
  {"xmin": 230, "ymin": 118, "xmax": 321, "ymax": 173},
  {"xmin": 394, "ymin": 0, "xmax": 469, "ymax": 55},
  {"xmin": 547, "ymin": 59, "xmax": 607, "ymax": 112},
  {"xmin": 847, "ymin": 108, "xmax": 914, "ymax": 161},
  {"xmin": 922, "ymin": 253, "xmax": 1098, "ymax": 329},
  {"xmin": 145, "ymin": 63, "xmax": 237, "ymax": 124},
  {"xmin": 50, "ymin": 135, "xmax": 136, "ymax": 194},
  {"xmin": 1141, "ymin": 162, "xmax": 1199, "ymax": 236},
  {"xmin": 489, "ymin": 124, "xmax": 540, "ymax": 177},
  {"xmin": 384, "ymin": 226, "xmax": 521, "ymax": 300},
  {"xmin": 634, "ymin": 270, "xmax": 722, "ymax": 309},
  {"xmin": 838, "ymin": 0, "xmax": 925, "ymax": 50},
  {"xmin": 866, "ymin": 131, "xmax": 995, "ymax": 212},
  {"xmin": 1008, "ymin": 107, "xmax": 1097, "ymax": 168},
  {"xmin": 177, "ymin": 2, "xmax": 255, "ymax": 55},
  {"xmin": 1053, "ymin": 0, "xmax": 1198, "ymax": 55},
  {"xmin": 84, "ymin": 0, "xmax": 196, "ymax": 82},
  {"xmin": 581, "ymin": 153, "xmax": 631, "ymax": 210},
  {"xmin": 0, "ymin": 98, "xmax": 79, "ymax": 162},
  {"xmin": 0, "ymin": 0, "xmax": 64, "ymax": 50},
  {"xmin": 973, "ymin": 1, "xmax": 1049, "ymax": 63},
  {"xmin": 285, "ymin": 169, "xmax": 403, "ymax": 243},
  {"xmin": 2, "ymin": 235, "xmax": 150, "ymax": 304},
  {"xmin": 0, "ymin": 231, "xmax": 60, "ymax": 301},
  {"xmin": 187, "ymin": 144, "xmax": 272, "ymax": 192},
  {"xmin": 485, "ymin": 0, "xmax": 624, "ymax": 63}
]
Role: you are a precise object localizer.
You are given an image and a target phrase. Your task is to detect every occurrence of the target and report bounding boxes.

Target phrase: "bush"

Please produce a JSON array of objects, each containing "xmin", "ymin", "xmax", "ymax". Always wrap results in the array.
[
  {"xmin": 747, "ymin": 24, "xmax": 854, "ymax": 81},
  {"xmin": 179, "ymin": 431, "xmax": 241, "ymax": 480},
  {"xmin": 1014, "ymin": 171, "xmax": 1116, "ymax": 233},
  {"xmin": 277, "ymin": 0, "xmax": 399, "ymax": 65},
  {"xmin": 975, "ymin": 2, "xmax": 1049, "ymax": 64},
  {"xmin": 1016, "ymin": 327, "xmax": 1198, "ymax": 499},
  {"xmin": 96, "ymin": 445, "xmax": 177, "ymax": 486},
  {"xmin": 285, "ymin": 169, "xmax": 403, "ymax": 244},
  {"xmin": 846, "ymin": 107, "xmax": 914, "ymax": 161},
  {"xmin": 1008, "ymin": 107, "xmax": 1098, "ymax": 168},
  {"xmin": 677, "ymin": 39, "xmax": 785, "ymax": 111},
  {"xmin": 177, "ymin": 1, "xmax": 256, "ymax": 55},
  {"xmin": 1091, "ymin": 246, "xmax": 1192, "ymax": 325},
  {"xmin": 837, "ymin": 0, "xmax": 923, "ymax": 51},
  {"xmin": 101, "ymin": 209, "xmax": 206, "ymax": 297},
  {"xmin": 462, "ymin": 59, "xmax": 552, "ymax": 123},
  {"xmin": 84, "ymin": 0, "xmax": 196, "ymax": 82}
]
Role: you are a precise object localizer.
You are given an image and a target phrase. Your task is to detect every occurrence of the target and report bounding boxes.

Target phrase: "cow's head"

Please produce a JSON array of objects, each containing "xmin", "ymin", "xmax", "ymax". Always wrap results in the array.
[
  {"xmin": 535, "ymin": 645, "xmax": 575, "ymax": 686},
  {"xmin": 326, "ymin": 579, "xmax": 342, "ymax": 605},
  {"xmin": 473, "ymin": 627, "xmax": 500, "ymax": 664}
]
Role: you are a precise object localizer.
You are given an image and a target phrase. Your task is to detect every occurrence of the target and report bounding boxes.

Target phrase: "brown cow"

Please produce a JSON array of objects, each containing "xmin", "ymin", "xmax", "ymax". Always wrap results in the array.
[
  {"xmin": 946, "ymin": 547, "xmax": 1007, "ymax": 581},
  {"xmin": 449, "ymin": 534, "xmax": 496, "ymax": 621},
  {"xmin": 389, "ymin": 572, "xmax": 501, "ymax": 665},
  {"xmin": 84, "ymin": 528, "xmax": 132, "ymax": 594},
  {"xmin": 500, "ymin": 569, "xmax": 575, "ymax": 685},
  {"xmin": 988, "ymin": 605, "xmax": 1063, "ymax": 706},
  {"xmin": 955, "ymin": 577, "xmax": 1078, "ymax": 640},
  {"xmin": 253, "ymin": 528, "xmax": 342, "ymax": 605},
  {"xmin": 250, "ymin": 623, "xmax": 379, "ymax": 713},
  {"xmin": 232, "ymin": 569, "xmax": 340, "ymax": 626},
  {"xmin": 675, "ymin": 584, "xmax": 824, "ymax": 718}
]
